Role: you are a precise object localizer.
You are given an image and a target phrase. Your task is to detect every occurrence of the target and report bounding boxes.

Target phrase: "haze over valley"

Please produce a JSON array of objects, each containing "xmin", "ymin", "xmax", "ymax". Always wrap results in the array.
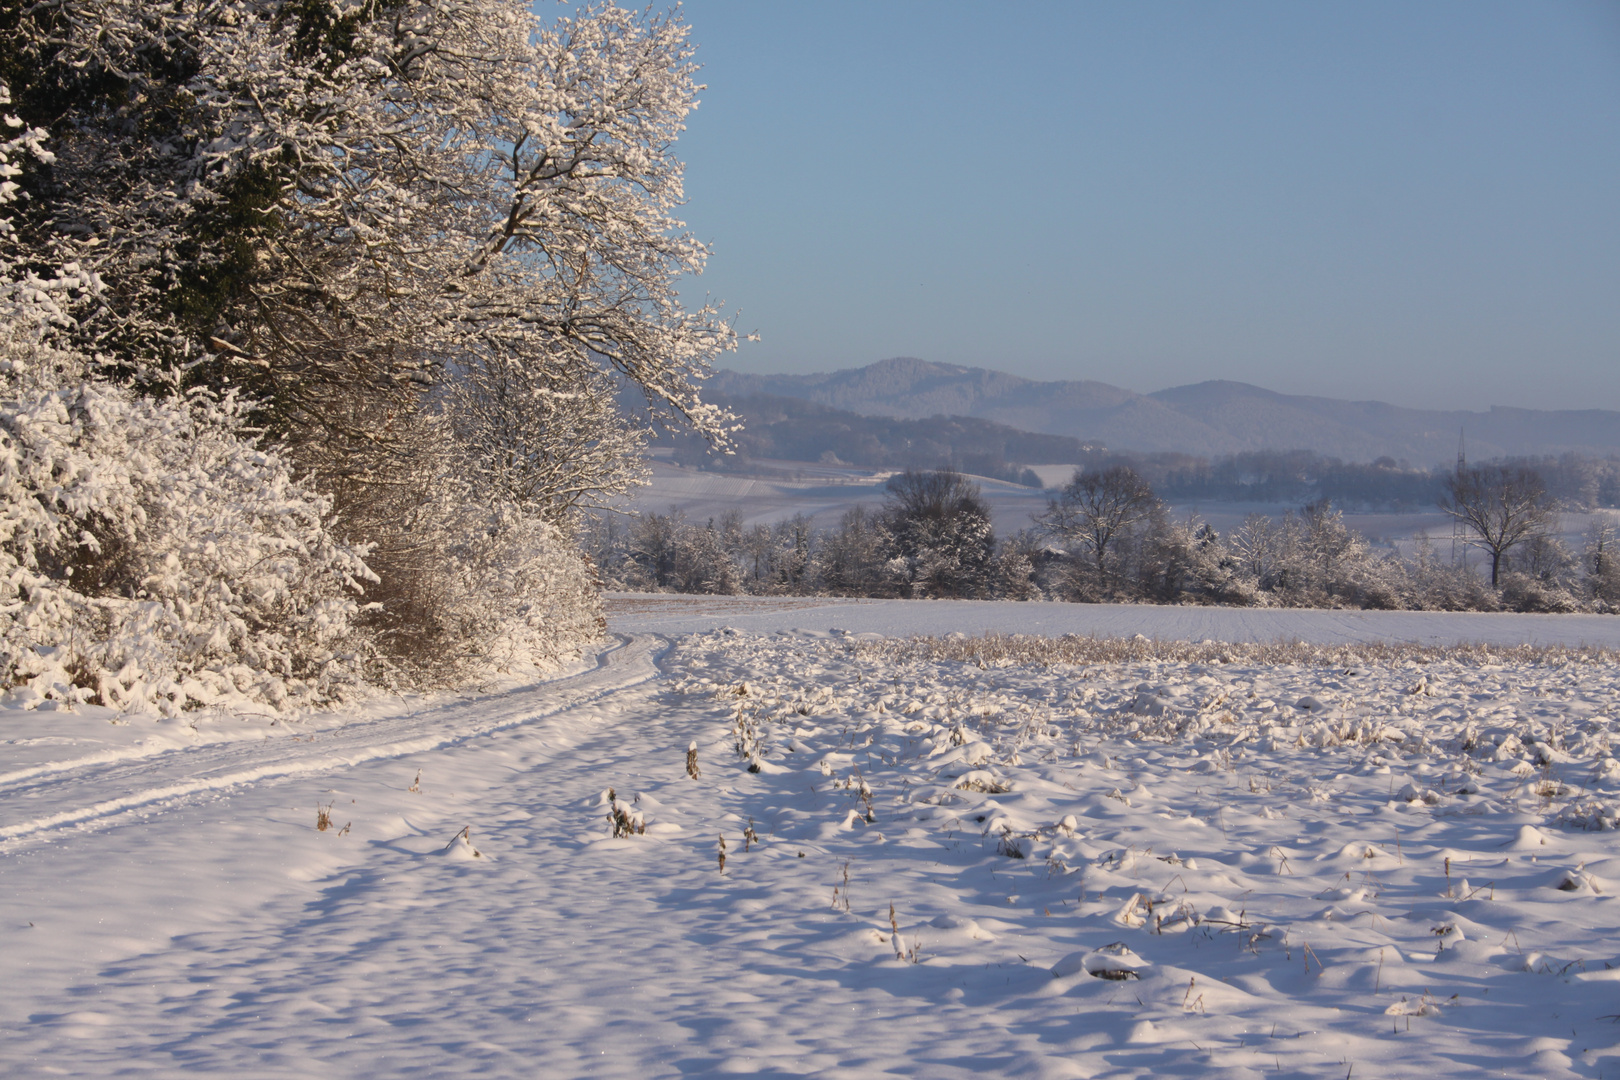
[{"xmin": 708, "ymin": 357, "xmax": 1620, "ymax": 467}]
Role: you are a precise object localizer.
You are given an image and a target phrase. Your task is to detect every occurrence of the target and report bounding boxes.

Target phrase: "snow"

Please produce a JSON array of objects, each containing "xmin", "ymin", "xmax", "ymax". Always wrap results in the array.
[
  {"xmin": 607, "ymin": 592, "xmax": 1620, "ymax": 649},
  {"xmin": 6, "ymin": 604, "xmax": 1620, "ymax": 1076}
]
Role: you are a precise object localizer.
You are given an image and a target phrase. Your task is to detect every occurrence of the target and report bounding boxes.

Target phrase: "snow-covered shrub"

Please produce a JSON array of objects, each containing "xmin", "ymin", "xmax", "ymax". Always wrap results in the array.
[
  {"xmin": 1499, "ymin": 572, "xmax": 1580, "ymax": 614},
  {"xmin": 1, "ymin": 79, "xmax": 376, "ymax": 713},
  {"xmin": 429, "ymin": 505, "xmax": 603, "ymax": 681},
  {"xmin": 0, "ymin": 373, "xmax": 376, "ymax": 712},
  {"xmin": 355, "ymin": 486, "xmax": 603, "ymax": 688}
]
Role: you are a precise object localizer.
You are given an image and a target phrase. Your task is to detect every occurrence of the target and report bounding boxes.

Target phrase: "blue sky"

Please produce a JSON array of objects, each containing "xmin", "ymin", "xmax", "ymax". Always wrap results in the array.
[{"xmin": 634, "ymin": 2, "xmax": 1617, "ymax": 411}]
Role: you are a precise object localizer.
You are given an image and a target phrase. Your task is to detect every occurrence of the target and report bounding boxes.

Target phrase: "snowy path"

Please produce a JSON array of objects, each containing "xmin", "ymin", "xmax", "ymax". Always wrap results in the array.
[
  {"xmin": 0, "ymin": 634, "xmax": 659, "ymax": 846},
  {"xmin": 6, "ymin": 621, "xmax": 1620, "ymax": 1077},
  {"xmin": 3, "ymin": 633, "xmax": 1073, "ymax": 1077}
]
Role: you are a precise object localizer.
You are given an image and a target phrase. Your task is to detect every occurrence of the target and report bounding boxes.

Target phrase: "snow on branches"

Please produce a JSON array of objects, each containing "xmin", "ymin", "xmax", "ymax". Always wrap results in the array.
[
  {"xmin": 0, "ymin": 79, "xmax": 375, "ymax": 713},
  {"xmin": 0, "ymin": 375, "xmax": 377, "ymax": 713},
  {"xmin": 19, "ymin": 0, "xmax": 737, "ymax": 445},
  {"xmin": 1, "ymin": 3, "xmax": 735, "ymax": 698}
]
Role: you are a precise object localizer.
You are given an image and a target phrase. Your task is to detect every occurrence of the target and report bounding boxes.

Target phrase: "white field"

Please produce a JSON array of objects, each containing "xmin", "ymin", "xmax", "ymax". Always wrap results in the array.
[
  {"xmin": 608, "ymin": 593, "xmax": 1620, "ymax": 649},
  {"xmin": 4, "ymin": 601, "xmax": 1620, "ymax": 1077}
]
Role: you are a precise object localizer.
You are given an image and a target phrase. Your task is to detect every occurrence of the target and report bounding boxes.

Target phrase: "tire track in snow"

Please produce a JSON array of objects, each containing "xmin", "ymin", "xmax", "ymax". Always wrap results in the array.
[{"xmin": 0, "ymin": 633, "xmax": 668, "ymax": 846}]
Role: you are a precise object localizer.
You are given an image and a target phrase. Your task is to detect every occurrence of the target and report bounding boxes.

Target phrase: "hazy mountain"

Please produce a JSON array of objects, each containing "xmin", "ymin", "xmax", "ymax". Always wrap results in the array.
[
  {"xmin": 711, "ymin": 358, "xmax": 1620, "ymax": 466},
  {"xmin": 669, "ymin": 392, "xmax": 1105, "ymax": 483}
]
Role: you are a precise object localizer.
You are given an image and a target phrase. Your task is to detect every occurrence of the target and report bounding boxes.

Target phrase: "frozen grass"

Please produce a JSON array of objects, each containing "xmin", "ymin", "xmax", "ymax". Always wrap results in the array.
[{"xmin": 860, "ymin": 629, "xmax": 1620, "ymax": 671}]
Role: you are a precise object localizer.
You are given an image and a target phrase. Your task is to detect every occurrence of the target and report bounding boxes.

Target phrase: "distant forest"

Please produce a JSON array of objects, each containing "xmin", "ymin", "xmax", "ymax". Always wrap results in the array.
[
  {"xmin": 1125, "ymin": 449, "xmax": 1620, "ymax": 510},
  {"xmin": 668, "ymin": 396, "xmax": 1620, "ymax": 510},
  {"xmin": 662, "ymin": 394, "xmax": 1102, "ymax": 486}
]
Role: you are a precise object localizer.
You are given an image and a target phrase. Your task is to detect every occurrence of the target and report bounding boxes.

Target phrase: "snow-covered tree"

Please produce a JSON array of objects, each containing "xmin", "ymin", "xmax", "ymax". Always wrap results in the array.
[
  {"xmin": 1228, "ymin": 513, "xmax": 1278, "ymax": 587},
  {"xmin": 3, "ymin": 2, "xmax": 739, "ymax": 684},
  {"xmin": 447, "ymin": 360, "xmax": 649, "ymax": 522},
  {"xmin": 670, "ymin": 520, "xmax": 743, "ymax": 596},
  {"xmin": 819, "ymin": 506, "xmax": 890, "ymax": 596},
  {"xmin": 989, "ymin": 533, "xmax": 1041, "ymax": 601},
  {"xmin": 1587, "ymin": 515, "xmax": 1620, "ymax": 607},
  {"xmin": 7, "ymin": 0, "xmax": 735, "ymax": 435},
  {"xmin": 880, "ymin": 470, "xmax": 995, "ymax": 599},
  {"xmin": 1039, "ymin": 465, "xmax": 1159, "ymax": 597}
]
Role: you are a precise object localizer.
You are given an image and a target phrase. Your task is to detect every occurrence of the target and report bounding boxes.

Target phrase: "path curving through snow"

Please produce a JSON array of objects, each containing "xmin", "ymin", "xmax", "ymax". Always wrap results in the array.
[{"xmin": 0, "ymin": 634, "xmax": 662, "ymax": 847}]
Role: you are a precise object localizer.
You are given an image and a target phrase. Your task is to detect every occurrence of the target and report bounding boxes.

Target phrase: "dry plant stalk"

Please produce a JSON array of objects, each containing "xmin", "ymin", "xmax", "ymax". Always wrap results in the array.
[
  {"xmin": 607, "ymin": 789, "xmax": 645, "ymax": 839},
  {"xmin": 316, "ymin": 802, "xmax": 333, "ymax": 832},
  {"xmin": 442, "ymin": 826, "xmax": 482, "ymax": 857},
  {"xmin": 717, "ymin": 834, "xmax": 727, "ymax": 874},
  {"xmin": 1182, "ymin": 977, "xmax": 1205, "ymax": 1013},
  {"xmin": 686, "ymin": 741, "xmax": 701, "ymax": 780},
  {"xmin": 883, "ymin": 903, "xmax": 921, "ymax": 963}
]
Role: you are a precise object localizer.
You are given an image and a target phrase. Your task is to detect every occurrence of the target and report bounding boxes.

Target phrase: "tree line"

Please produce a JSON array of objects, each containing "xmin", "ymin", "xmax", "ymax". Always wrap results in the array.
[
  {"xmin": 586, "ymin": 464, "xmax": 1620, "ymax": 613},
  {"xmin": 1110, "ymin": 449, "xmax": 1620, "ymax": 511}
]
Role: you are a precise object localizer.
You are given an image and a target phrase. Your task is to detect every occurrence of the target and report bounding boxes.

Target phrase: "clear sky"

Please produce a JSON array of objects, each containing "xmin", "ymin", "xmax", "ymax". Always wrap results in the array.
[{"xmin": 651, "ymin": 2, "xmax": 1620, "ymax": 411}]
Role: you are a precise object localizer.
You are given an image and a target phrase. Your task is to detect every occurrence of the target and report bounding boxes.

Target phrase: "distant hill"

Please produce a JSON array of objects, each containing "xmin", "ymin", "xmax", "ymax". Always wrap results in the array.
[
  {"xmin": 711, "ymin": 358, "xmax": 1620, "ymax": 466},
  {"xmin": 666, "ymin": 393, "xmax": 1106, "ymax": 484}
]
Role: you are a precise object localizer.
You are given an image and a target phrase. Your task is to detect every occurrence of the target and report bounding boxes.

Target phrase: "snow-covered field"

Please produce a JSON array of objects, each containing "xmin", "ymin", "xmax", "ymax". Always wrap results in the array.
[
  {"xmin": 608, "ymin": 593, "xmax": 1620, "ymax": 649},
  {"xmin": 6, "ymin": 601, "xmax": 1620, "ymax": 1077}
]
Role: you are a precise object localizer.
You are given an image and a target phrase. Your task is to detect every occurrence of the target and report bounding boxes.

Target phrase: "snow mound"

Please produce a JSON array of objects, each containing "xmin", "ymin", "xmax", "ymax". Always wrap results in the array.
[{"xmin": 1052, "ymin": 942, "xmax": 1150, "ymax": 980}]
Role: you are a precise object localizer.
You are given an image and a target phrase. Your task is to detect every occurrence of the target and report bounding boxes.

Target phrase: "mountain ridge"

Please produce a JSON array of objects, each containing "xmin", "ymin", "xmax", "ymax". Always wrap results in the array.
[{"xmin": 709, "ymin": 358, "xmax": 1620, "ymax": 466}]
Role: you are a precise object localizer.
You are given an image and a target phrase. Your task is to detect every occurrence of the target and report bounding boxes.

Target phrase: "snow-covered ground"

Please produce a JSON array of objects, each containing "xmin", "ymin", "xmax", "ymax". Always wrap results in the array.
[
  {"xmin": 608, "ymin": 593, "xmax": 1620, "ymax": 649},
  {"xmin": 6, "ymin": 603, "xmax": 1620, "ymax": 1077}
]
